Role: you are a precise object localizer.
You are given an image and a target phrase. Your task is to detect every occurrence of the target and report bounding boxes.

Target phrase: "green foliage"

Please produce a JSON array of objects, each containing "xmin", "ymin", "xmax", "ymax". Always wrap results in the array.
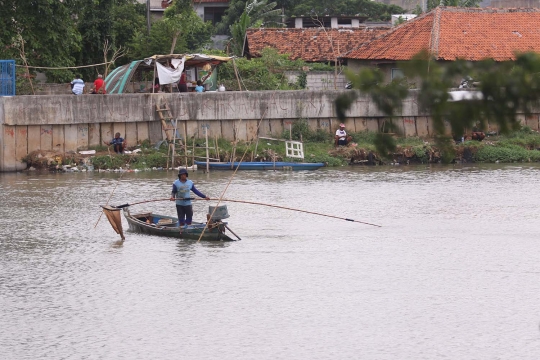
[
  {"xmin": 228, "ymin": 0, "xmax": 283, "ymax": 55},
  {"xmin": 288, "ymin": 0, "xmax": 405, "ymax": 21},
  {"xmin": 110, "ymin": 0, "xmax": 147, "ymax": 67},
  {"xmin": 280, "ymin": 119, "xmax": 332, "ymax": 142},
  {"xmin": 351, "ymin": 131, "xmax": 378, "ymax": 146},
  {"xmin": 217, "ymin": 0, "xmax": 284, "ymax": 35},
  {"xmin": 218, "ymin": 48, "xmax": 309, "ymax": 90},
  {"xmin": 304, "ymin": 143, "xmax": 347, "ymax": 166},
  {"xmin": 229, "ymin": 12, "xmax": 252, "ymax": 56},
  {"xmin": 337, "ymin": 51, "xmax": 540, "ymax": 163},
  {"xmin": 246, "ymin": 0, "xmax": 283, "ymax": 27},
  {"xmin": 296, "ymin": 71, "xmax": 307, "ymax": 89},
  {"xmin": 474, "ymin": 144, "xmax": 540, "ymax": 163},
  {"xmin": 412, "ymin": 145, "xmax": 429, "ymax": 163},
  {"xmin": 426, "ymin": 0, "xmax": 481, "ymax": 12},
  {"xmin": 0, "ymin": 0, "xmax": 81, "ymax": 82},
  {"xmin": 74, "ymin": 0, "xmax": 116, "ymax": 79},
  {"xmin": 91, "ymin": 155, "xmax": 128, "ymax": 170},
  {"xmin": 282, "ymin": 119, "xmax": 310, "ymax": 140},
  {"xmin": 130, "ymin": 2, "xmax": 212, "ymax": 58},
  {"xmin": 131, "ymin": 152, "xmax": 168, "ymax": 169},
  {"xmin": 309, "ymin": 63, "xmax": 335, "ymax": 71},
  {"xmin": 394, "ymin": 16, "xmax": 407, "ymax": 26},
  {"xmin": 497, "ymin": 126, "xmax": 540, "ymax": 149}
]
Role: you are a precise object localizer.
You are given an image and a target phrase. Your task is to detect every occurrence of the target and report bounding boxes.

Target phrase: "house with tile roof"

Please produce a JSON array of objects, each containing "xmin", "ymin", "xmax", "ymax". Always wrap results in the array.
[
  {"xmin": 342, "ymin": 7, "xmax": 540, "ymax": 83},
  {"xmin": 244, "ymin": 27, "xmax": 390, "ymax": 63}
]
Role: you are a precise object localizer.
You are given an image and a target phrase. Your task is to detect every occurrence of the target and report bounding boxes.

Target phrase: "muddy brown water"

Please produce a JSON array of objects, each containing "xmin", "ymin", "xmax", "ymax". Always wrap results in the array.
[{"xmin": 1, "ymin": 164, "xmax": 540, "ymax": 359}]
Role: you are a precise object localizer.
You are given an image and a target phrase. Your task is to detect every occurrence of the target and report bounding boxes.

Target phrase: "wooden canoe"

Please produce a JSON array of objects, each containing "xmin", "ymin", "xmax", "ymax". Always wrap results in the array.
[{"xmin": 123, "ymin": 209, "xmax": 237, "ymax": 241}]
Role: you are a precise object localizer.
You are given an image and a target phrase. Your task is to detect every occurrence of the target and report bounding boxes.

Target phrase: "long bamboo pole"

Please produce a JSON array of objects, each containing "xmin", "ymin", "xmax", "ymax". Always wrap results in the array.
[
  {"xmin": 205, "ymin": 127, "xmax": 209, "ymax": 173},
  {"xmin": 113, "ymin": 197, "xmax": 381, "ymax": 228}
]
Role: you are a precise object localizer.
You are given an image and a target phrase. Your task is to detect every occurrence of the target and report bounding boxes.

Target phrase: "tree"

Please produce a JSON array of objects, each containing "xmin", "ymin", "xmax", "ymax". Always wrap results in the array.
[
  {"xmin": 227, "ymin": 0, "xmax": 283, "ymax": 55},
  {"xmin": 71, "ymin": 0, "xmax": 146, "ymax": 79},
  {"xmin": 217, "ymin": 0, "xmax": 283, "ymax": 35},
  {"xmin": 426, "ymin": 0, "xmax": 481, "ymax": 12},
  {"xmin": 229, "ymin": 12, "xmax": 252, "ymax": 56},
  {"xmin": 128, "ymin": 0, "xmax": 212, "ymax": 58},
  {"xmin": 72, "ymin": 0, "xmax": 115, "ymax": 79},
  {"xmin": 0, "ymin": 0, "xmax": 81, "ymax": 82},
  {"xmin": 336, "ymin": 51, "xmax": 540, "ymax": 161},
  {"xmin": 288, "ymin": 0, "xmax": 405, "ymax": 21},
  {"xmin": 111, "ymin": 0, "xmax": 147, "ymax": 66},
  {"xmin": 246, "ymin": 0, "xmax": 283, "ymax": 27}
]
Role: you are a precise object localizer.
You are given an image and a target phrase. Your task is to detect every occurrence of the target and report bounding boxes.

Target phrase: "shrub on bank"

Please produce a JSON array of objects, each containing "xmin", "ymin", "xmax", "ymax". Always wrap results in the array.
[{"xmin": 473, "ymin": 144, "xmax": 540, "ymax": 163}]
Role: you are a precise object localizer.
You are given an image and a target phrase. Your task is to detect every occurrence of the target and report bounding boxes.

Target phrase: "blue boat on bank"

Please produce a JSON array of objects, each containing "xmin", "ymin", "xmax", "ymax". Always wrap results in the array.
[{"xmin": 194, "ymin": 161, "xmax": 325, "ymax": 171}]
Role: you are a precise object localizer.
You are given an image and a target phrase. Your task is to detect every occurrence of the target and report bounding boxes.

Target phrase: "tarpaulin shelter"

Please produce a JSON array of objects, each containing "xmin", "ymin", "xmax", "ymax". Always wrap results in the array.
[{"xmin": 104, "ymin": 54, "xmax": 231, "ymax": 94}]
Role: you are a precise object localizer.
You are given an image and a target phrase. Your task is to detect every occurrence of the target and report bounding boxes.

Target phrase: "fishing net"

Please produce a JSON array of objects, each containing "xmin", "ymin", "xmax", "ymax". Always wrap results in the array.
[{"xmin": 101, "ymin": 205, "xmax": 125, "ymax": 240}]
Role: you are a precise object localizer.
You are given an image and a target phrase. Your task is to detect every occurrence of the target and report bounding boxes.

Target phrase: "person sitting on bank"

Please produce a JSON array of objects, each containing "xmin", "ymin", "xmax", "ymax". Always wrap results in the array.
[
  {"xmin": 335, "ymin": 123, "xmax": 353, "ymax": 146},
  {"xmin": 91, "ymin": 74, "xmax": 106, "ymax": 94},
  {"xmin": 70, "ymin": 74, "xmax": 85, "ymax": 95},
  {"xmin": 194, "ymin": 80, "xmax": 204, "ymax": 93},
  {"xmin": 104, "ymin": 132, "xmax": 126, "ymax": 154}
]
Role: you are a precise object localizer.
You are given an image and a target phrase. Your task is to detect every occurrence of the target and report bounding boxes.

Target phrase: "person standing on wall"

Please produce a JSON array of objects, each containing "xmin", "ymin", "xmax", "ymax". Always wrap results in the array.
[
  {"xmin": 178, "ymin": 71, "xmax": 188, "ymax": 93},
  {"xmin": 170, "ymin": 169, "xmax": 210, "ymax": 230},
  {"xmin": 70, "ymin": 74, "xmax": 85, "ymax": 95}
]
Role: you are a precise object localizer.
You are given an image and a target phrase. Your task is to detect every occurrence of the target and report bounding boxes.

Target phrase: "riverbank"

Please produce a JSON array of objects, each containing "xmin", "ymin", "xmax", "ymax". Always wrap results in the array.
[{"xmin": 20, "ymin": 126, "xmax": 540, "ymax": 171}]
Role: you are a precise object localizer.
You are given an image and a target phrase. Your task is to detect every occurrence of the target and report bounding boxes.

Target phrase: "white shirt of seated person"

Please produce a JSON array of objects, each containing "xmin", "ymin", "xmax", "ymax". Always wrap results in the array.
[{"xmin": 335, "ymin": 127, "xmax": 347, "ymax": 140}]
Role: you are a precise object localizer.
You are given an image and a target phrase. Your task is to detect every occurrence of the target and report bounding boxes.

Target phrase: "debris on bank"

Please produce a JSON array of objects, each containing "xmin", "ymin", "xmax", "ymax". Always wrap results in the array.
[{"xmin": 22, "ymin": 149, "xmax": 186, "ymax": 172}]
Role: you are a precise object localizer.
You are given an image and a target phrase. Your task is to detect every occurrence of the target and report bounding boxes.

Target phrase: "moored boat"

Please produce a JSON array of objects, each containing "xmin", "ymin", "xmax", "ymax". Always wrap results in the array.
[{"xmin": 194, "ymin": 161, "xmax": 324, "ymax": 171}]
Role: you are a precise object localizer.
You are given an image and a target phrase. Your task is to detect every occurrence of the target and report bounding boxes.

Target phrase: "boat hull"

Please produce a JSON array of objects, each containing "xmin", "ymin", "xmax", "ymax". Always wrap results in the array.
[
  {"xmin": 194, "ymin": 161, "xmax": 324, "ymax": 171},
  {"xmin": 124, "ymin": 210, "xmax": 236, "ymax": 241}
]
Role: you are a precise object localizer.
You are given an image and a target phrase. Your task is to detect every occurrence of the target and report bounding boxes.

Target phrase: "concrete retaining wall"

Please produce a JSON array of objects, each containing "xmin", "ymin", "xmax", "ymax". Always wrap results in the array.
[{"xmin": 1, "ymin": 90, "xmax": 538, "ymax": 171}]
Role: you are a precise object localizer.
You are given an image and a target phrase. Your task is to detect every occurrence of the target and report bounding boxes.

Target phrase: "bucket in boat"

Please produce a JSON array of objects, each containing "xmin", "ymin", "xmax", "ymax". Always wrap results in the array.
[{"xmin": 208, "ymin": 205, "xmax": 229, "ymax": 220}]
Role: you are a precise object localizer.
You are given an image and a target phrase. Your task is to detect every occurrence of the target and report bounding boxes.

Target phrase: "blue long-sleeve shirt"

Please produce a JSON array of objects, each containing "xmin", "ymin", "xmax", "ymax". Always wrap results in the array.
[{"xmin": 171, "ymin": 179, "xmax": 206, "ymax": 206}]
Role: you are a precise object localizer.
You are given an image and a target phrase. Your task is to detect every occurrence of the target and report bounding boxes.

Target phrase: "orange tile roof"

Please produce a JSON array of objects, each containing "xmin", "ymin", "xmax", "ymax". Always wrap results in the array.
[
  {"xmin": 245, "ymin": 27, "xmax": 390, "ymax": 62},
  {"xmin": 344, "ymin": 7, "xmax": 540, "ymax": 61}
]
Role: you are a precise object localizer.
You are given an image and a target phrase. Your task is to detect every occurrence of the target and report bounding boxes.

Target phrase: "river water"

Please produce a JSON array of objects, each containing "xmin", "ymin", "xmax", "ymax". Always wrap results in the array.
[{"xmin": 1, "ymin": 164, "xmax": 540, "ymax": 359}]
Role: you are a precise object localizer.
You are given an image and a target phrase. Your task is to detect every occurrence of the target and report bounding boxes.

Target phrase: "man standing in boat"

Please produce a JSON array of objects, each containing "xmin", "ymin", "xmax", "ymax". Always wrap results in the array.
[{"xmin": 170, "ymin": 169, "xmax": 210, "ymax": 229}]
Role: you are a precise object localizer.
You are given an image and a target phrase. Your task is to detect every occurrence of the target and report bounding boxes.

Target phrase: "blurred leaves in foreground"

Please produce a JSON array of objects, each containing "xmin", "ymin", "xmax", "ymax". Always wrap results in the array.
[{"xmin": 336, "ymin": 51, "xmax": 540, "ymax": 161}]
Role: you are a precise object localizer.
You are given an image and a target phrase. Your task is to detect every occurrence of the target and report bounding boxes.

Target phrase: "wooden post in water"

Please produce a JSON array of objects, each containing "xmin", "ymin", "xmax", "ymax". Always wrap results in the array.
[
  {"xmin": 253, "ymin": 137, "xmax": 259, "ymax": 162},
  {"xmin": 205, "ymin": 126, "xmax": 209, "ymax": 173},
  {"xmin": 184, "ymin": 121, "xmax": 188, "ymax": 168},
  {"xmin": 214, "ymin": 135, "xmax": 217, "ymax": 161},
  {"xmin": 171, "ymin": 119, "xmax": 178, "ymax": 169}
]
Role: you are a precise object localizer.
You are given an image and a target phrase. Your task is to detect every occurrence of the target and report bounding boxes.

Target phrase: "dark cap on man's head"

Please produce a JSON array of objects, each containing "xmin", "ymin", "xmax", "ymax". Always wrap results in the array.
[{"xmin": 178, "ymin": 168, "xmax": 188, "ymax": 177}]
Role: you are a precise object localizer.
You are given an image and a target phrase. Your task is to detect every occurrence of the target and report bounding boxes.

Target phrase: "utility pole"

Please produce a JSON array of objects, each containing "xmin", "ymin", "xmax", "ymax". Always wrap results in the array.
[{"xmin": 146, "ymin": 0, "xmax": 151, "ymax": 35}]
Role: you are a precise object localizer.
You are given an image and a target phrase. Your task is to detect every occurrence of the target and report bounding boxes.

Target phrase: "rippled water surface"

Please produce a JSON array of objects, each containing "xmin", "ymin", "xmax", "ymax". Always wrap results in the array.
[{"xmin": 1, "ymin": 164, "xmax": 540, "ymax": 359}]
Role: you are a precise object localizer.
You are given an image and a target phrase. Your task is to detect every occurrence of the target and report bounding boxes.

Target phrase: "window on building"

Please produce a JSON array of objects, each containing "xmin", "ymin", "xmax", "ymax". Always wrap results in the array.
[
  {"xmin": 391, "ymin": 68, "xmax": 404, "ymax": 80},
  {"xmin": 338, "ymin": 19, "xmax": 352, "ymax": 26},
  {"xmin": 204, "ymin": 7, "xmax": 226, "ymax": 25}
]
